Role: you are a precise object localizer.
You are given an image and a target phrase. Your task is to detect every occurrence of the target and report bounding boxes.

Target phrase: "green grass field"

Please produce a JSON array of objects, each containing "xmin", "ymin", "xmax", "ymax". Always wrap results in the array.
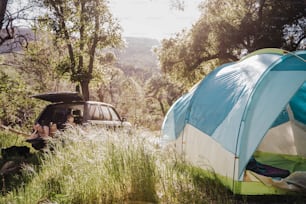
[{"xmin": 0, "ymin": 128, "xmax": 305, "ymax": 204}]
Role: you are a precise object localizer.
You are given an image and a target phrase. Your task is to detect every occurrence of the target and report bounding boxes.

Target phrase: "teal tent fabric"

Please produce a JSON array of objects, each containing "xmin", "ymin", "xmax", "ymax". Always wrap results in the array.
[
  {"xmin": 161, "ymin": 49, "xmax": 306, "ymax": 179},
  {"xmin": 290, "ymin": 83, "xmax": 306, "ymax": 125}
]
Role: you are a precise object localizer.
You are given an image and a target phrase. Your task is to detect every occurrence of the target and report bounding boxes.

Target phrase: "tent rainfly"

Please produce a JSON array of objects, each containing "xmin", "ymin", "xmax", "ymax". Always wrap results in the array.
[{"xmin": 161, "ymin": 48, "xmax": 306, "ymax": 195}]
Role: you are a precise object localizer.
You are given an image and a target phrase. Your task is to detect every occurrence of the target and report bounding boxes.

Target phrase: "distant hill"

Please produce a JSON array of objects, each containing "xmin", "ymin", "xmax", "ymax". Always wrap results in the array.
[
  {"xmin": 114, "ymin": 37, "xmax": 160, "ymax": 70},
  {"xmin": 0, "ymin": 28, "xmax": 35, "ymax": 54},
  {"xmin": 0, "ymin": 28, "xmax": 161, "ymax": 78}
]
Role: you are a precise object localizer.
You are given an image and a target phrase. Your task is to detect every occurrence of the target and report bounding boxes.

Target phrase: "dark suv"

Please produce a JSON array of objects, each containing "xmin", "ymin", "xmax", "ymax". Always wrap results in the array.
[{"xmin": 32, "ymin": 92, "xmax": 131, "ymax": 130}]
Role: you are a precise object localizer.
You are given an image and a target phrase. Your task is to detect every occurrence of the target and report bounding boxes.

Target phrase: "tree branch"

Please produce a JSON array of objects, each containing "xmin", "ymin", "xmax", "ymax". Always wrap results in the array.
[
  {"xmin": 49, "ymin": 0, "xmax": 76, "ymax": 74},
  {"xmin": 78, "ymin": 1, "xmax": 85, "ymax": 74},
  {"xmin": 0, "ymin": 0, "xmax": 8, "ymax": 29},
  {"xmin": 88, "ymin": 0, "xmax": 100, "ymax": 79},
  {"xmin": 295, "ymin": 34, "xmax": 306, "ymax": 49}
]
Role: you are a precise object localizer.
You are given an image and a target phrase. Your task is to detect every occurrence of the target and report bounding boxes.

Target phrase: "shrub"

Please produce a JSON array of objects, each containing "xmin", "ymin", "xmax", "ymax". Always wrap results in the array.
[{"xmin": 0, "ymin": 71, "xmax": 43, "ymax": 129}]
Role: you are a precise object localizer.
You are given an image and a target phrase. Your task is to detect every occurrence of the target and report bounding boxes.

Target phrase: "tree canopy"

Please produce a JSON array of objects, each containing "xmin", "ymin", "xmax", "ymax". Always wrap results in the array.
[
  {"xmin": 37, "ymin": 0, "xmax": 122, "ymax": 100},
  {"xmin": 145, "ymin": 74, "xmax": 184, "ymax": 117},
  {"xmin": 157, "ymin": 0, "xmax": 306, "ymax": 88}
]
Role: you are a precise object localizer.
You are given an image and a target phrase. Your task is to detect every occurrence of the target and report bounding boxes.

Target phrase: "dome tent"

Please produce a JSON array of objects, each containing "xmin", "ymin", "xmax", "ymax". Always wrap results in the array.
[{"xmin": 161, "ymin": 48, "xmax": 306, "ymax": 195}]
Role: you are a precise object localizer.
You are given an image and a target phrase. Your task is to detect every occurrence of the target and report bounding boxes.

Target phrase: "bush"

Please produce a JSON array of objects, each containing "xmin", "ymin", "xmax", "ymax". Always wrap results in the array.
[{"xmin": 0, "ymin": 70, "xmax": 43, "ymax": 129}]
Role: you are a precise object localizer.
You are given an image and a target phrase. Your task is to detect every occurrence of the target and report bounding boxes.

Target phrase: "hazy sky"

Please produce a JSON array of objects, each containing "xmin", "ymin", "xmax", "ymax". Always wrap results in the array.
[{"xmin": 109, "ymin": 0, "xmax": 202, "ymax": 40}]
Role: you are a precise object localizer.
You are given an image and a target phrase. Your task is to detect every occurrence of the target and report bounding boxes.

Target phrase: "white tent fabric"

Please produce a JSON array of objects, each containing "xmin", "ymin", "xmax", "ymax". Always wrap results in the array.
[{"xmin": 162, "ymin": 49, "xmax": 306, "ymax": 186}]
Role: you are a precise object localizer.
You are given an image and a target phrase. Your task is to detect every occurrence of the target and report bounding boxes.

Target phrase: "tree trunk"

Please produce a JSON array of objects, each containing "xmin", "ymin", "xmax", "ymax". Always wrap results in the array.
[
  {"xmin": 158, "ymin": 99, "xmax": 166, "ymax": 116},
  {"xmin": 80, "ymin": 80, "xmax": 90, "ymax": 101},
  {"xmin": 97, "ymin": 86, "xmax": 104, "ymax": 102},
  {"xmin": 0, "ymin": 0, "xmax": 8, "ymax": 30}
]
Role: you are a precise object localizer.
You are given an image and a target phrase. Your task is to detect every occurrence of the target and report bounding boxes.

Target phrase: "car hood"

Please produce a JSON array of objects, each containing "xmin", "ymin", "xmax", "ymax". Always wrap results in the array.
[{"xmin": 31, "ymin": 92, "xmax": 84, "ymax": 103}]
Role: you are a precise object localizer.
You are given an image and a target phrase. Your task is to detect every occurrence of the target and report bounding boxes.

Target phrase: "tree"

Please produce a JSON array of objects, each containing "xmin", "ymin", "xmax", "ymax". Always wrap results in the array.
[
  {"xmin": 0, "ymin": 0, "xmax": 8, "ymax": 29},
  {"xmin": 93, "ymin": 63, "xmax": 145, "ymax": 126},
  {"xmin": 38, "ymin": 0, "xmax": 122, "ymax": 100},
  {"xmin": 157, "ymin": 0, "xmax": 306, "ymax": 87},
  {"xmin": 194, "ymin": 0, "xmax": 305, "ymax": 55},
  {"xmin": 96, "ymin": 65, "xmax": 124, "ymax": 104},
  {"xmin": 0, "ymin": 0, "xmax": 34, "ymax": 51},
  {"xmin": 145, "ymin": 74, "xmax": 184, "ymax": 117},
  {"xmin": 11, "ymin": 35, "xmax": 73, "ymax": 92},
  {"xmin": 0, "ymin": 70, "xmax": 41, "ymax": 128}
]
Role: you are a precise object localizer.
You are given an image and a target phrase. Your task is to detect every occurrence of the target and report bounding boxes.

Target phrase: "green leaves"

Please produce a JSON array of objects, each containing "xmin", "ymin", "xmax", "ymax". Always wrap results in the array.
[
  {"xmin": 145, "ymin": 74, "xmax": 184, "ymax": 116},
  {"xmin": 158, "ymin": 0, "xmax": 306, "ymax": 89},
  {"xmin": 38, "ymin": 0, "xmax": 122, "ymax": 100},
  {"xmin": 0, "ymin": 71, "xmax": 41, "ymax": 128}
]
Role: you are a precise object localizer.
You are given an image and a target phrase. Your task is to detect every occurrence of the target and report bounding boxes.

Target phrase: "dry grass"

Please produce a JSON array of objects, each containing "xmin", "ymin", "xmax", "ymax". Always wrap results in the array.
[{"xmin": 0, "ymin": 128, "xmax": 306, "ymax": 203}]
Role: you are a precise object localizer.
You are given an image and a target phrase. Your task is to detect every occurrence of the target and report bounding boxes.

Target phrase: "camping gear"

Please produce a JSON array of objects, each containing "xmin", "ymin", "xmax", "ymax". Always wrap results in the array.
[
  {"xmin": 246, "ymin": 157, "xmax": 290, "ymax": 178},
  {"xmin": 161, "ymin": 48, "xmax": 306, "ymax": 195}
]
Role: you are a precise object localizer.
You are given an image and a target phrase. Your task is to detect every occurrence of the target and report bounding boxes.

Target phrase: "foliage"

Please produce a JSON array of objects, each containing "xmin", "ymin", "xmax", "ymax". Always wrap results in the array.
[
  {"xmin": 0, "ymin": 70, "xmax": 42, "ymax": 128},
  {"xmin": 36, "ymin": 0, "xmax": 123, "ymax": 100},
  {"xmin": 156, "ymin": 32, "xmax": 212, "ymax": 88},
  {"xmin": 8, "ymin": 35, "xmax": 74, "ymax": 92},
  {"xmin": 93, "ymin": 65, "xmax": 126, "ymax": 103},
  {"xmin": 93, "ymin": 64, "xmax": 184, "ymax": 129},
  {"xmin": 145, "ymin": 73, "xmax": 184, "ymax": 118},
  {"xmin": 2, "ymin": 33, "xmax": 165, "ymax": 130},
  {"xmin": 157, "ymin": 0, "xmax": 306, "ymax": 88},
  {"xmin": 91, "ymin": 64, "xmax": 145, "ymax": 126}
]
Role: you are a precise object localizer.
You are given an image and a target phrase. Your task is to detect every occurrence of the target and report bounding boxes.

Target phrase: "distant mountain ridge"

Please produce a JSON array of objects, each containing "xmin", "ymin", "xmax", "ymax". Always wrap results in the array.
[
  {"xmin": 0, "ymin": 28, "xmax": 35, "ymax": 53},
  {"xmin": 114, "ymin": 36, "xmax": 160, "ymax": 70},
  {"xmin": 0, "ymin": 28, "xmax": 161, "ymax": 73}
]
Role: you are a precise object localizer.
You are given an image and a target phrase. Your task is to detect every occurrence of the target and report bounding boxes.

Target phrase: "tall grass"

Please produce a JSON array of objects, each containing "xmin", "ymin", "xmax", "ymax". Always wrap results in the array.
[
  {"xmin": 0, "ymin": 131, "xmax": 41, "ymax": 195},
  {"xmin": 0, "ymin": 131, "xmax": 28, "ymax": 148},
  {"xmin": 0, "ymin": 128, "xmax": 240, "ymax": 203}
]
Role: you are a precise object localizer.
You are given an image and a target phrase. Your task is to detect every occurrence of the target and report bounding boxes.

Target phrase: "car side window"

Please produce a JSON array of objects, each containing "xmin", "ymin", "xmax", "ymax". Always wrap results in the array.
[
  {"xmin": 88, "ymin": 105, "xmax": 101, "ymax": 120},
  {"xmin": 108, "ymin": 107, "xmax": 120, "ymax": 121},
  {"xmin": 84, "ymin": 104, "xmax": 122, "ymax": 122},
  {"xmin": 101, "ymin": 105, "xmax": 111, "ymax": 121}
]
